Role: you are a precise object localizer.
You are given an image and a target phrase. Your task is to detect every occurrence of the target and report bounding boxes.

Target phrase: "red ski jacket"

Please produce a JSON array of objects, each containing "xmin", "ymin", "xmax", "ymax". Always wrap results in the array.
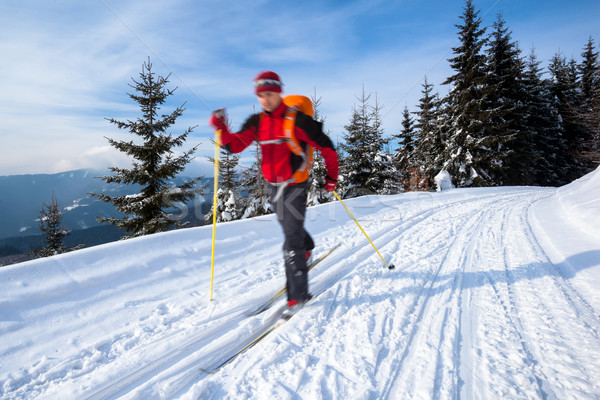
[{"xmin": 219, "ymin": 101, "xmax": 339, "ymax": 185}]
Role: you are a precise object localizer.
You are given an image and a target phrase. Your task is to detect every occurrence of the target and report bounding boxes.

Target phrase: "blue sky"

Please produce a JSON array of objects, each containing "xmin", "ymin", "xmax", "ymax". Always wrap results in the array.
[{"xmin": 1, "ymin": 0, "xmax": 598, "ymax": 177}]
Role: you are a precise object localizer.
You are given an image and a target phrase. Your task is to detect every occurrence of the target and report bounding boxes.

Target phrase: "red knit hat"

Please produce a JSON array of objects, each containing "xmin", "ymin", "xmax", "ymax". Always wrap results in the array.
[{"xmin": 254, "ymin": 71, "xmax": 283, "ymax": 94}]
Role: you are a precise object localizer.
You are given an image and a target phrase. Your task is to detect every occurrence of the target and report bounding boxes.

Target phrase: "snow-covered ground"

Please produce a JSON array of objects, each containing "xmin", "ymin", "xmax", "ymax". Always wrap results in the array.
[{"xmin": 1, "ymin": 168, "xmax": 600, "ymax": 399}]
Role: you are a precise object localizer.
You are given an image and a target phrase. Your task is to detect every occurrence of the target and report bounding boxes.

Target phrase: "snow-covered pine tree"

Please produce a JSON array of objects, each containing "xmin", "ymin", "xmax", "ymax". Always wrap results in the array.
[
  {"xmin": 307, "ymin": 89, "xmax": 334, "ymax": 205},
  {"xmin": 205, "ymin": 139, "xmax": 244, "ymax": 223},
  {"xmin": 240, "ymin": 141, "xmax": 272, "ymax": 219},
  {"xmin": 371, "ymin": 95, "xmax": 401, "ymax": 195},
  {"xmin": 33, "ymin": 194, "xmax": 82, "ymax": 257},
  {"xmin": 411, "ymin": 77, "xmax": 443, "ymax": 190},
  {"xmin": 440, "ymin": 0, "xmax": 498, "ymax": 187},
  {"xmin": 484, "ymin": 13, "xmax": 528, "ymax": 185},
  {"xmin": 340, "ymin": 88, "xmax": 376, "ymax": 198},
  {"xmin": 398, "ymin": 106, "xmax": 416, "ymax": 157},
  {"xmin": 340, "ymin": 88, "xmax": 394, "ymax": 197},
  {"xmin": 394, "ymin": 105, "xmax": 416, "ymax": 190},
  {"xmin": 576, "ymin": 37, "xmax": 600, "ymax": 169},
  {"xmin": 579, "ymin": 37, "xmax": 600, "ymax": 100},
  {"xmin": 577, "ymin": 93, "xmax": 600, "ymax": 165},
  {"xmin": 92, "ymin": 59, "xmax": 203, "ymax": 238},
  {"xmin": 206, "ymin": 188, "xmax": 240, "ymax": 223},
  {"xmin": 376, "ymin": 150, "xmax": 401, "ymax": 195},
  {"xmin": 549, "ymin": 52, "xmax": 588, "ymax": 181},
  {"xmin": 521, "ymin": 48, "xmax": 569, "ymax": 186}
]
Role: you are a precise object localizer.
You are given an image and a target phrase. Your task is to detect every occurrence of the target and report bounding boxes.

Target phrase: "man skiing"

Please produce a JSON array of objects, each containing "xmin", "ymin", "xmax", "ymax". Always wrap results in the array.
[{"xmin": 209, "ymin": 71, "xmax": 339, "ymax": 313}]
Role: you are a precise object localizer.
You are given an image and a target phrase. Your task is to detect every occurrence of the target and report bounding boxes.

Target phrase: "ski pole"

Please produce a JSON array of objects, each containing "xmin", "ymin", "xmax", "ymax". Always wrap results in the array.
[
  {"xmin": 210, "ymin": 128, "xmax": 222, "ymax": 301},
  {"xmin": 333, "ymin": 191, "xmax": 395, "ymax": 270}
]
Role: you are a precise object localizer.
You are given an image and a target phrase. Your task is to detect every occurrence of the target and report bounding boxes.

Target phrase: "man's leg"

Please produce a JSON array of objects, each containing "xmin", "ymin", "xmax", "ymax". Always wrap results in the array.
[{"xmin": 270, "ymin": 183, "xmax": 311, "ymax": 303}]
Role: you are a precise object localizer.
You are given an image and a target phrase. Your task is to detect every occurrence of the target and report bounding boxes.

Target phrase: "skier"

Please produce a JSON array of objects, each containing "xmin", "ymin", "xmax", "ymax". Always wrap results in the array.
[{"xmin": 209, "ymin": 71, "xmax": 339, "ymax": 313}]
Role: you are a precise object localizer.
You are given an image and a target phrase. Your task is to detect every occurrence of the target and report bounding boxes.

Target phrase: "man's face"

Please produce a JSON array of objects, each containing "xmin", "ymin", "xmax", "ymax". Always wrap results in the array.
[{"xmin": 257, "ymin": 91, "xmax": 282, "ymax": 112}]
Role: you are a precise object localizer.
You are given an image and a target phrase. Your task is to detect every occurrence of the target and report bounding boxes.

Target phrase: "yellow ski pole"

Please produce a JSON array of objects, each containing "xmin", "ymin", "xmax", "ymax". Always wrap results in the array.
[
  {"xmin": 333, "ymin": 190, "xmax": 395, "ymax": 270},
  {"xmin": 210, "ymin": 129, "xmax": 221, "ymax": 301}
]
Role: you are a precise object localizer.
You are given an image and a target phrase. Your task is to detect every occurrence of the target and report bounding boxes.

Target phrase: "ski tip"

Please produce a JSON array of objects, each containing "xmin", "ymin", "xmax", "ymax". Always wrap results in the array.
[{"xmin": 388, "ymin": 263, "xmax": 396, "ymax": 270}]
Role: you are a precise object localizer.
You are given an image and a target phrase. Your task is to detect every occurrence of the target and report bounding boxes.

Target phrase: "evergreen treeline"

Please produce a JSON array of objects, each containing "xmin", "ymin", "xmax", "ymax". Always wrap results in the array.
[
  {"xmin": 396, "ymin": 1, "xmax": 599, "ymax": 189},
  {"xmin": 211, "ymin": 0, "xmax": 598, "ymax": 222}
]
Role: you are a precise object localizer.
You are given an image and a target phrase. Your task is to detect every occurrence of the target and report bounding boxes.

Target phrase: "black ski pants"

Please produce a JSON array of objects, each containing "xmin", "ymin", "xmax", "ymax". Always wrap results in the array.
[{"xmin": 269, "ymin": 182, "xmax": 315, "ymax": 303}]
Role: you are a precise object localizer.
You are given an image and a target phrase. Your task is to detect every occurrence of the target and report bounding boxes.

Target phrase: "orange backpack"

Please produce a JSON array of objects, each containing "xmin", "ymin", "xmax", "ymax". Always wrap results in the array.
[{"xmin": 281, "ymin": 95, "xmax": 315, "ymax": 183}]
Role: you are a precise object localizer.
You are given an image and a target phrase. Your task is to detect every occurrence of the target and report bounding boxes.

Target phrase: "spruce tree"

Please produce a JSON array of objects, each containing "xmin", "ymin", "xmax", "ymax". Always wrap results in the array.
[
  {"xmin": 579, "ymin": 37, "xmax": 600, "ymax": 100},
  {"xmin": 371, "ymin": 95, "xmax": 401, "ymax": 194},
  {"xmin": 576, "ymin": 37, "xmax": 600, "ymax": 168},
  {"xmin": 240, "ymin": 141, "xmax": 272, "ymax": 218},
  {"xmin": 549, "ymin": 52, "xmax": 588, "ymax": 181},
  {"xmin": 398, "ymin": 106, "xmax": 416, "ymax": 156},
  {"xmin": 340, "ymin": 88, "xmax": 384, "ymax": 197},
  {"xmin": 307, "ymin": 89, "xmax": 334, "ymax": 205},
  {"xmin": 521, "ymin": 48, "xmax": 569, "ymax": 185},
  {"xmin": 484, "ymin": 13, "xmax": 527, "ymax": 185},
  {"xmin": 411, "ymin": 77, "xmax": 443, "ymax": 190},
  {"xmin": 340, "ymin": 89, "xmax": 373, "ymax": 197},
  {"xmin": 395, "ymin": 105, "xmax": 415, "ymax": 190},
  {"xmin": 578, "ymin": 95, "xmax": 600, "ymax": 165},
  {"xmin": 92, "ymin": 59, "xmax": 203, "ymax": 238},
  {"xmin": 441, "ymin": 0, "xmax": 497, "ymax": 187},
  {"xmin": 34, "ymin": 194, "xmax": 82, "ymax": 257},
  {"xmin": 205, "ymin": 138, "xmax": 244, "ymax": 223}
]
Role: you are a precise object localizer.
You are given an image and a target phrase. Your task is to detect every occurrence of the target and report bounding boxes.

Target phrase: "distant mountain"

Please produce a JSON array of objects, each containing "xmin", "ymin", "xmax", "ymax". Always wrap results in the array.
[
  {"xmin": 0, "ymin": 169, "xmax": 211, "ymax": 257},
  {"xmin": 1, "ymin": 169, "xmax": 121, "ymax": 238},
  {"xmin": 0, "ymin": 224, "xmax": 125, "ymax": 264}
]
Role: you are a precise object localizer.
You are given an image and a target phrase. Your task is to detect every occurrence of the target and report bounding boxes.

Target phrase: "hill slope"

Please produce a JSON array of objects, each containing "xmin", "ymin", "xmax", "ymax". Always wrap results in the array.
[{"xmin": 1, "ymin": 168, "xmax": 599, "ymax": 399}]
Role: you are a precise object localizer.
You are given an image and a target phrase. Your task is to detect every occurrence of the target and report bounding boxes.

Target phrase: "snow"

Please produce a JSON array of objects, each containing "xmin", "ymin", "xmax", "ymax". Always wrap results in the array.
[
  {"xmin": 1, "ymin": 168, "xmax": 600, "ymax": 399},
  {"xmin": 434, "ymin": 170, "xmax": 454, "ymax": 191},
  {"xmin": 555, "ymin": 167, "xmax": 600, "ymax": 238},
  {"xmin": 64, "ymin": 198, "xmax": 86, "ymax": 212}
]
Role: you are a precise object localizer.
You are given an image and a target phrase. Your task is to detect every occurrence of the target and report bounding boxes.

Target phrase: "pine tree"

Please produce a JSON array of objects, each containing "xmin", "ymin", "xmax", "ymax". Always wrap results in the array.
[
  {"xmin": 441, "ymin": 0, "xmax": 501, "ymax": 187},
  {"xmin": 216, "ymin": 141, "xmax": 241, "ymax": 193},
  {"xmin": 411, "ymin": 77, "xmax": 443, "ymax": 190},
  {"xmin": 207, "ymin": 188, "xmax": 242, "ymax": 223},
  {"xmin": 340, "ymin": 88, "xmax": 373, "ymax": 197},
  {"xmin": 205, "ymin": 138, "xmax": 244, "ymax": 223},
  {"xmin": 307, "ymin": 89, "xmax": 334, "ymax": 205},
  {"xmin": 521, "ymin": 48, "xmax": 569, "ymax": 185},
  {"xmin": 339, "ymin": 87, "xmax": 384, "ymax": 197},
  {"xmin": 240, "ymin": 141, "xmax": 272, "ymax": 218},
  {"xmin": 371, "ymin": 95, "xmax": 401, "ymax": 194},
  {"xmin": 576, "ymin": 37, "xmax": 600, "ymax": 168},
  {"xmin": 33, "ymin": 194, "xmax": 82, "ymax": 257},
  {"xmin": 549, "ymin": 52, "xmax": 588, "ymax": 180},
  {"xmin": 577, "ymin": 95, "xmax": 600, "ymax": 165},
  {"xmin": 394, "ymin": 105, "xmax": 415, "ymax": 187},
  {"xmin": 92, "ymin": 59, "xmax": 203, "ymax": 238},
  {"xmin": 484, "ymin": 13, "xmax": 528, "ymax": 185},
  {"xmin": 579, "ymin": 37, "xmax": 600, "ymax": 100},
  {"xmin": 398, "ymin": 105, "xmax": 416, "ymax": 156}
]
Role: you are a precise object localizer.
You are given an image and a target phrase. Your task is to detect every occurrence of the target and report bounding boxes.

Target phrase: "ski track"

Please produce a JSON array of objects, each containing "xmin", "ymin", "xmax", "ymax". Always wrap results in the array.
[
  {"xmin": 3, "ymin": 188, "xmax": 600, "ymax": 399},
  {"xmin": 199, "ymin": 188, "xmax": 600, "ymax": 399},
  {"xmin": 372, "ymin": 188, "xmax": 600, "ymax": 400}
]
